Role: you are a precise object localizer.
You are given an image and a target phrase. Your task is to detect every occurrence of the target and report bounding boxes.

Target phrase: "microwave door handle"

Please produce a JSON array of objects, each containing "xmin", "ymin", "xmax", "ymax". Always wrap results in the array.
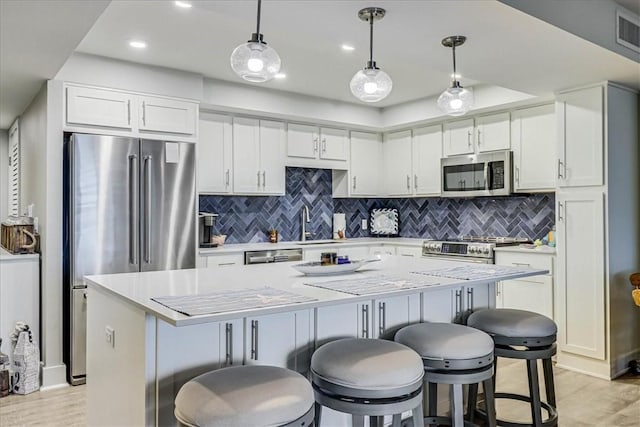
[{"xmin": 484, "ymin": 163, "xmax": 490, "ymax": 190}]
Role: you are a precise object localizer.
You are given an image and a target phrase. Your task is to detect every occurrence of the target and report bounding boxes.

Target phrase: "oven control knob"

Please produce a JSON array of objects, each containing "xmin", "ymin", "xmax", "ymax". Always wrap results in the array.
[
  {"xmin": 482, "ymin": 247, "xmax": 490, "ymax": 254},
  {"xmin": 469, "ymin": 246, "xmax": 476, "ymax": 254}
]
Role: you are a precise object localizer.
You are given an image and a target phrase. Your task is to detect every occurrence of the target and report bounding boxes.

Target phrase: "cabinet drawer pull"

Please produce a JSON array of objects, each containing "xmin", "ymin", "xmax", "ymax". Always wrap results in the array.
[
  {"xmin": 512, "ymin": 262, "xmax": 531, "ymax": 267},
  {"xmin": 225, "ymin": 323, "xmax": 233, "ymax": 365},
  {"xmin": 250, "ymin": 320, "xmax": 258, "ymax": 360},
  {"xmin": 218, "ymin": 262, "xmax": 236, "ymax": 266}
]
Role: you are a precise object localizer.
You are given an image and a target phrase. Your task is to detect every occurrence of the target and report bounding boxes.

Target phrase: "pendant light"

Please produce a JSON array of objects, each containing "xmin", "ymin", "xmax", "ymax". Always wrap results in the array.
[
  {"xmin": 230, "ymin": 0, "xmax": 281, "ymax": 83},
  {"xmin": 437, "ymin": 36, "xmax": 473, "ymax": 116},
  {"xmin": 350, "ymin": 7, "xmax": 392, "ymax": 103}
]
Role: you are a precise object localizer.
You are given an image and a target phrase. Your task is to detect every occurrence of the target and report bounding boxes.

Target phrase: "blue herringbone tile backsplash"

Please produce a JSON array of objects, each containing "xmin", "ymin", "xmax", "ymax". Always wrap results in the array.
[{"xmin": 200, "ymin": 168, "xmax": 555, "ymax": 244}]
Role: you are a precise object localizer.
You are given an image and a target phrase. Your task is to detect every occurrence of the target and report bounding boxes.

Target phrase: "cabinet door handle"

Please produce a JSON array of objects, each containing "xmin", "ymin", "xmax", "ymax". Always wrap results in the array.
[
  {"xmin": 256, "ymin": 170, "xmax": 261, "ymax": 187},
  {"xmin": 225, "ymin": 169, "xmax": 230, "ymax": 186},
  {"xmin": 467, "ymin": 130, "xmax": 472, "ymax": 147},
  {"xmin": 496, "ymin": 282, "xmax": 501, "ymax": 297},
  {"xmin": 262, "ymin": 171, "xmax": 266, "ymax": 188},
  {"xmin": 406, "ymin": 175, "xmax": 411, "ymax": 190},
  {"xmin": 515, "ymin": 165, "xmax": 520, "ymax": 184},
  {"xmin": 557, "ymin": 159, "xmax": 563, "ymax": 179},
  {"xmin": 467, "ymin": 288, "xmax": 474, "ymax": 311},
  {"xmin": 477, "ymin": 129, "xmax": 481, "ymax": 146},
  {"xmin": 127, "ymin": 100, "xmax": 131, "ymax": 125},
  {"xmin": 558, "ymin": 201, "xmax": 564, "ymax": 222},
  {"xmin": 250, "ymin": 320, "xmax": 258, "ymax": 360},
  {"xmin": 141, "ymin": 101, "xmax": 146, "ymax": 126},
  {"xmin": 455, "ymin": 290, "xmax": 462, "ymax": 316},
  {"xmin": 322, "ymin": 137, "xmax": 327, "ymax": 153},
  {"xmin": 414, "ymin": 174, "xmax": 418, "ymax": 190},
  {"xmin": 225, "ymin": 323, "xmax": 233, "ymax": 365},
  {"xmin": 378, "ymin": 302, "xmax": 386, "ymax": 336},
  {"xmin": 313, "ymin": 136, "xmax": 319, "ymax": 152},
  {"xmin": 361, "ymin": 305, "xmax": 369, "ymax": 338},
  {"xmin": 352, "ymin": 176, "xmax": 357, "ymax": 190}
]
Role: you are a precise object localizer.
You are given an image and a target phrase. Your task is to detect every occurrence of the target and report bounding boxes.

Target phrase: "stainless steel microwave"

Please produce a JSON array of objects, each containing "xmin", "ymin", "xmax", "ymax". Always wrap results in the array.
[{"xmin": 441, "ymin": 150, "xmax": 512, "ymax": 197}]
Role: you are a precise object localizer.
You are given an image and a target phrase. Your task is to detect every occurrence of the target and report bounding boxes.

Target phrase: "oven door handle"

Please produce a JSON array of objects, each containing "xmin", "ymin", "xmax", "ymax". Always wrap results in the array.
[{"xmin": 422, "ymin": 254, "xmax": 493, "ymax": 264}]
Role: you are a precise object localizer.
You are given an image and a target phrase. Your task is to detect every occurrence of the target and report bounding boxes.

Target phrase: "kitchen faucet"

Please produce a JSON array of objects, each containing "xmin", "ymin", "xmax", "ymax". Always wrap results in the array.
[{"xmin": 301, "ymin": 205, "xmax": 312, "ymax": 241}]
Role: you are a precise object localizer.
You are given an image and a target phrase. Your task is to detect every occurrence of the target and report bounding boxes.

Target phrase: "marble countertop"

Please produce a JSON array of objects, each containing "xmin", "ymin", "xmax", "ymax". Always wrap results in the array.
[
  {"xmin": 86, "ymin": 255, "xmax": 547, "ymax": 327},
  {"xmin": 0, "ymin": 247, "xmax": 40, "ymax": 262},
  {"xmin": 198, "ymin": 237, "xmax": 426, "ymax": 255},
  {"xmin": 494, "ymin": 245, "xmax": 556, "ymax": 254}
]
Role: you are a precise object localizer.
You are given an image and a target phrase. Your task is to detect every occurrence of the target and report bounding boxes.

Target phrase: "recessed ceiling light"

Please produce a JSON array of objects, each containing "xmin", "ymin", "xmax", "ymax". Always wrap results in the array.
[
  {"xmin": 129, "ymin": 40, "xmax": 147, "ymax": 49},
  {"xmin": 174, "ymin": 1, "xmax": 192, "ymax": 8},
  {"xmin": 274, "ymin": 73, "xmax": 287, "ymax": 79},
  {"xmin": 341, "ymin": 44, "xmax": 355, "ymax": 51}
]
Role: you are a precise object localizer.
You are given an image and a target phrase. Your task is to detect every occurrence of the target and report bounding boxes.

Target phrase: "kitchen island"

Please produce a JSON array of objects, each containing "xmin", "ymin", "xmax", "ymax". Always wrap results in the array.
[{"xmin": 85, "ymin": 255, "xmax": 547, "ymax": 426}]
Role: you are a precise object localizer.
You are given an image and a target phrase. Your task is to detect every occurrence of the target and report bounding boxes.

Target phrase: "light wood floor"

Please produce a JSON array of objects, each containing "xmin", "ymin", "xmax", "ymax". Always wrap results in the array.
[{"xmin": 1, "ymin": 360, "xmax": 639, "ymax": 426}]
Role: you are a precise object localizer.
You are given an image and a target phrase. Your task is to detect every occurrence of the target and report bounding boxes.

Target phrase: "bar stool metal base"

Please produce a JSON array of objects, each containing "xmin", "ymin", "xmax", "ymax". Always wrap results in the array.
[{"xmin": 472, "ymin": 341, "xmax": 558, "ymax": 427}]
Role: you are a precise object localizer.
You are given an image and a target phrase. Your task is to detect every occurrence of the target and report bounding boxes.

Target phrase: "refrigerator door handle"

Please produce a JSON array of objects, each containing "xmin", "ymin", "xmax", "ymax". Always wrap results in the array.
[
  {"xmin": 129, "ymin": 154, "xmax": 138, "ymax": 265},
  {"xmin": 144, "ymin": 155, "xmax": 152, "ymax": 264}
]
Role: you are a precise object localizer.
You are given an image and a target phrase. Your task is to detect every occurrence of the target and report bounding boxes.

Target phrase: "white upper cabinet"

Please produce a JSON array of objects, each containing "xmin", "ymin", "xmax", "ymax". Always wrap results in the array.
[
  {"xmin": 286, "ymin": 124, "xmax": 348, "ymax": 169},
  {"xmin": 349, "ymin": 131, "xmax": 381, "ymax": 196},
  {"xmin": 412, "ymin": 124, "xmax": 443, "ymax": 196},
  {"xmin": 64, "ymin": 84, "xmax": 198, "ymax": 141},
  {"xmin": 198, "ymin": 113, "xmax": 232, "ymax": 194},
  {"xmin": 511, "ymin": 104, "xmax": 556, "ymax": 192},
  {"xmin": 383, "ymin": 130, "xmax": 413, "ymax": 196},
  {"xmin": 475, "ymin": 112, "xmax": 510, "ymax": 152},
  {"xmin": 138, "ymin": 95, "xmax": 197, "ymax": 135},
  {"xmin": 443, "ymin": 118, "xmax": 474, "ymax": 156},
  {"xmin": 233, "ymin": 118, "xmax": 285, "ymax": 195},
  {"xmin": 382, "ymin": 125, "xmax": 442, "ymax": 197},
  {"xmin": 556, "ymin": 86, "xmax": 604, "ymax": 188},
  {"xmin": 443, "ymin": 113, "xmax": 510, "ymax": 156},
  {"xmin": 66, "ymin": 85, "xmax": 134, "ymax": 130}
]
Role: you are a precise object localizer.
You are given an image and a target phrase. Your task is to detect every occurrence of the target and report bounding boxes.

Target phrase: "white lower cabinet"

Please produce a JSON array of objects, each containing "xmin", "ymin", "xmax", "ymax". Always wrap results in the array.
[
  {"xmin": 372, "ymin": 294, "xmax": 421, "ymax": 339},
  {"xmin": 244, "ymin": 310, "xmax": 311, "ymax": 372},
  {"xmin": 422, "ymin": 283, "xmax": 490, "ymax": 323},
  {"xmin": 395, "ymin": 246, "xmax": 423, "ymax": 258},
  {"xmin": 495, "ymin": 250, "xmax": 555, "ymax": 320},
  {"xmin": 556, "ymin": 190, "xmax": 605, "ymax": 360},
  {"xmin": 200, "ymin": 253, "xmax": 244, "ymax": 268}
]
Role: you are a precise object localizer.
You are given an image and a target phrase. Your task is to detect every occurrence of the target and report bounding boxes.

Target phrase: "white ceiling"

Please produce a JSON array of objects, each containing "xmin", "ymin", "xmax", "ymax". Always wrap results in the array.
[
  {"xmin": 0, "ymin": 0, "xmax": 109, "ymax": 129},
  {"xmin": 1, "ymin": 0, "xmax": 639, "ymax": 130}
]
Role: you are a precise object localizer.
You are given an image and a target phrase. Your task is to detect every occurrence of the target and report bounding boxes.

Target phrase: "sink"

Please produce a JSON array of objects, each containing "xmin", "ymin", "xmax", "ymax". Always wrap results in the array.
[{"xmin": 296, "ymin": 240, "xmax": 344, "ymax": 246}]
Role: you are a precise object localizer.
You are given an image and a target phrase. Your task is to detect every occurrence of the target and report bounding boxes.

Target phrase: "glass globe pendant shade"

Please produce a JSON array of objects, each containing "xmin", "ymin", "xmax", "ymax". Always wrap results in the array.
[
  {"xmin": 350, "ymin": 67, "xmax": 392, "ymax": 103},
  {"xmin": 437, "ymin": 84, "xmax": 473, "ymax": 117},
  {"xmin": 230, "ymin": 40, "xmax": 281, "ymax": 83}
]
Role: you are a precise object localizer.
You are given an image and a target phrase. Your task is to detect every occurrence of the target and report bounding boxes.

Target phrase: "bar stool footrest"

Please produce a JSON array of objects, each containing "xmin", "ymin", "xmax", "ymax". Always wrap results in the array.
[{"xmin": 474, "ymin": 392, "xmax": 558, "ymax": 427}]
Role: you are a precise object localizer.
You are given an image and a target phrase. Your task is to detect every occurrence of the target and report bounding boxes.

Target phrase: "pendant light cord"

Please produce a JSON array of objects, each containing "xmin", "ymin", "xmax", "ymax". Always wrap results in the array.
[{"xmin": 256, "ymin": 0, "xmax": 262, "ymax": 37}]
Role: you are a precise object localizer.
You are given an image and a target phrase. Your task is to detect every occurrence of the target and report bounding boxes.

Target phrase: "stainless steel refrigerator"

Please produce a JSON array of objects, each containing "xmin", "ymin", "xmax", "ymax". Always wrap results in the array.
[{"xmin": 63, "ymin": 133, "xmax": 196, "ymax": 385}]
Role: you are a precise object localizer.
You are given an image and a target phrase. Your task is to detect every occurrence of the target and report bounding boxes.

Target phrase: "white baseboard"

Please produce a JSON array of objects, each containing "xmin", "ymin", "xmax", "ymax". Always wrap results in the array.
[{"xmin": 41, "ymin": 363, "xmax": 67, "ymax": 389}]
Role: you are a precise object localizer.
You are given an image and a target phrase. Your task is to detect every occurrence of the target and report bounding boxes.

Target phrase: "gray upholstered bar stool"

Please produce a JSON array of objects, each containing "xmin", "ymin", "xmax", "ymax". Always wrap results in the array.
[
  {"xmin": 395, "ymin": 322, "xmax": 497, "ymax": 427},
  {"xmin": 311, "ymin": 338, "xmax": 425, "ymax": 427},
  {"xmin": 467, "ymin": 309, "xmax": 558, "ymax": 427},
  {"xmin": 174, "ymin": 365, "xmax": 314, "ymax": 427}
]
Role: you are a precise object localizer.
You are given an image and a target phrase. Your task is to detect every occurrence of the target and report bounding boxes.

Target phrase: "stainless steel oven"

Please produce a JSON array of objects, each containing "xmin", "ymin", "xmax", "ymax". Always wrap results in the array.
[
  {"xmin": 441, "ymin": 150, "xmax": 512, "ymax": 197},
  {"xmin": 422, "ymin": 236, "xmax": 529, "ymax": 264}
]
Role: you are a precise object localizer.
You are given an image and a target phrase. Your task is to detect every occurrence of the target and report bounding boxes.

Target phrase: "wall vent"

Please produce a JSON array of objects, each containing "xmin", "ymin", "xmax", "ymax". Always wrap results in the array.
[{"xmin": 617, "ymin": 9, "xmax": 640, "ymax": 53}]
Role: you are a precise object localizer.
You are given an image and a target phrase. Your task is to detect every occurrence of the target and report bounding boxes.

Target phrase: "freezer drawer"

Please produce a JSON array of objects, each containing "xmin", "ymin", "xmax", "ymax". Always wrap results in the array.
[{"xmin": 71, "ymin": 288, "xmax": 87, "ymax": 385}]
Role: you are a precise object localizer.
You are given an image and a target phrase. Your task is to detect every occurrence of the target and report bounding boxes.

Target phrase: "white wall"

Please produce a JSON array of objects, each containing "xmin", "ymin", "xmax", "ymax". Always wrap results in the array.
[
  {"xmin": 55, "ymin": 52, "xmax": 203, "ymax": 101},
  {"xmin": 19, "ymin": 81, "xmax": 67, "ymax": 388},
  {"xmin": 201, "ymin": 78, "xmax": 382, "ymax": 130},
  {"xmin": 0, "ymin": 130, "xmax": 8, "ymax": 220}
]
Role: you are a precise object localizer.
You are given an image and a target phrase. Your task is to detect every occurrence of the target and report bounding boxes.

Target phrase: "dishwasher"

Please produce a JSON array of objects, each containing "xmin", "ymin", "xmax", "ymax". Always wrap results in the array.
[{"xmin": 244, "ymin": 248, "xmax": 303, "ymax": 265}]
